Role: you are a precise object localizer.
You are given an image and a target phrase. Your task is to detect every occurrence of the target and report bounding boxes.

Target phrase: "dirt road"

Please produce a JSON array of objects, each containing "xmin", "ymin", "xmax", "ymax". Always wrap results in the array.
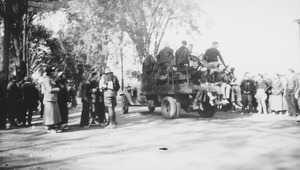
[{"xmin": 1, "ymin": 105, "xmax": 300, "ymax": 170}]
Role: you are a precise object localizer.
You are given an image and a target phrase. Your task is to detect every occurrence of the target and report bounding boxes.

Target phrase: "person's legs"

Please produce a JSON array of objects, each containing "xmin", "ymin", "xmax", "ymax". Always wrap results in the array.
[
  {"xmin": 104, "ymin": 91, "xmax": 117, "ymax": 128},
  {"xmin": 247, "ymin": 94, "xmax": 253, "ymax": 113},
  {"xmin": 261, "ymin": 92, "xmax": 268, "ymax": 114},
  {"xmin": 80, "ymin": 100, "xmax": 90, "ymax": 127},
  {"xmin": 233, "ymin": 86, "xmax": 242, "ymax": 105},
  {"xmin": 40, "ymin": 95, "xmax": 44, "ymax": 118},
  {"xmin": 28, "ymin": 108, "xmax": 33, "ymax": 126},
  {"xmin": 255, "ymin": 92, "xmax": 262, "ymax": 113},
  {"xmin": 241, "ymin": 94, "xmax": 247, "ymax": 113}
]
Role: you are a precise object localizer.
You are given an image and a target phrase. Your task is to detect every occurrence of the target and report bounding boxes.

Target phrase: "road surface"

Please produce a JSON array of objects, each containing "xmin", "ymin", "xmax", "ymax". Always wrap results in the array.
[{"xmin": 1, "ymin": 105, "xmax": 300, "ymax": 170}]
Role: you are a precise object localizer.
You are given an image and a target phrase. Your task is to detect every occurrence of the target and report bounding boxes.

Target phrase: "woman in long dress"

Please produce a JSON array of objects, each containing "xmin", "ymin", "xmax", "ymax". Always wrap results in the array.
[
  {"xmin": 269, "ymin": 73, "xmax": 284, "ymax": 114},
  {"xmin": 43, "ymin": 67, "xmax": 61, "ymax": 133}
]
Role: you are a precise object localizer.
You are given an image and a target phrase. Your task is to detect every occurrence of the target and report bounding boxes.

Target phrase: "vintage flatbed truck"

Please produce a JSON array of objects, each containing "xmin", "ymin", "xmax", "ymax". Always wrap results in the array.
[{"xmin": 120, "ymin": 66, "xmax": 217, "ymax": 119}]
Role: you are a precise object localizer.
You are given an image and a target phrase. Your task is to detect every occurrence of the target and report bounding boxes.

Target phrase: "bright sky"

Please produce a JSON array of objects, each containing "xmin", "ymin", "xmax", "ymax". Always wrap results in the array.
[
  {"xmin": 39, "ymin": 0, "xmax": 300, "ymax": 77},
  {"xmin": 190, "ymin": 0, "xmax": 300, "ymax": 76}
]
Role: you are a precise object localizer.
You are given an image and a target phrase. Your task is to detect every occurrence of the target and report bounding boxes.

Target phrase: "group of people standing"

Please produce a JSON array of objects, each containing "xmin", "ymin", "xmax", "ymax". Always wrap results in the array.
[
  {"xmin": 78, "ymin": 67, "xmax": 120, "ymax": 129},
  {"xmin": 1, "ymin": 65, "xmax": 120, "ymax": 132},
  {"xmin": 239, "ymin": 70, "xmax": 300, "ymax": 116}
]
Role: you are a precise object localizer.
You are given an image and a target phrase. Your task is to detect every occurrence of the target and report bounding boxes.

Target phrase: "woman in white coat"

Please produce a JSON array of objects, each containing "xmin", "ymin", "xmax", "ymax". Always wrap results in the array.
[{"xmin": 43, "ymin": 67, "xmax": 61, "ymax": 133}]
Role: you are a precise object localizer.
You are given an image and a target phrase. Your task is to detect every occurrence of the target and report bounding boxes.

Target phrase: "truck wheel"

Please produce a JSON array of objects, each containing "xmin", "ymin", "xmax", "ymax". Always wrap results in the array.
[
  {"xmin": 147, "ymin": 100, "xmax": 155, "ymax": 112},
  {"xmin": 148, "ymin": 106, "xmax": 155, "ymax": 112},
  {"xmin": 175, "ymin": 102, "xmax": 181, "ymax": 118},
  {"xmin": 121, "ymin": 95, "xmax": 129, "ymax": 114},
  {"xmin": 197, "ymin": 102, "xmax": 216, "ymax": 118},
  {"xmin": 161, "ymin": 96, "xmax": 177, "ymax": 119}
]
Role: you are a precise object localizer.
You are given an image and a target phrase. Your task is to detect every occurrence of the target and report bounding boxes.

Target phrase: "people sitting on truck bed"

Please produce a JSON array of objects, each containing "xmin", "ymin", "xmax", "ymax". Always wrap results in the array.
[
  {"xmin": 191, "ymin": 62, "xmax": 228, "ymax": 109},
  {"xmin": 142, "ymin": 54, "xmax": 158, "ymax": 76},
  {"xmin": 175, "ymin": 40, "xmax": 191, "ymax": 67},
  {"xmin": 156, "ymin": 44, "xmax": 174, "ymax": 73},
  {"xmin": 192, "ymin": 67, "xmax": 213, "ymax": 110},
  {"xmin": 214, "ymin": 64, "xmax": 231, "ymax": 104},
  {"xmin": 226, "ymin": 66, "xmax": 243, "ymax": 108},
  {"xmin": 190, "ymin": 61, "xmax": 202, "ymax": 84}
]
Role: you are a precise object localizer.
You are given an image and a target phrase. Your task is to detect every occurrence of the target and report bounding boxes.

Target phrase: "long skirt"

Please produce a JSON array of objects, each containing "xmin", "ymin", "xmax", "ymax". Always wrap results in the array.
[
  {"xmin": 44, "ymin": 101, "xmax": 61, "ymax": 126},
  {"xmin": 269, "ymin": 94, "xmax": 283, "ymax": 111}
]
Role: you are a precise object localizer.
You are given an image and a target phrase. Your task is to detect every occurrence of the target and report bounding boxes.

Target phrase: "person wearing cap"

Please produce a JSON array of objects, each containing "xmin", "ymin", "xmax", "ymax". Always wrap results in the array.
[
  {"xmin": 43, "ymin": 66, "xmax": 62, "ymax": 133},
  {"xmin": 78, "ymin": 71, "xmax": 92, "ymax": 127},
  {"xmin": 100, "ymin": 67, "xmax": 120, "ymax": 129},
  {"xmin": 20, "ymin": 76, "xmax": 39, "ymax": 126},
  {"xmin": 284, "ymin": 69, "xmax": 299, "ymax": 117},
  {"xmin": 56, "ymin": 71, "xmax": 69, "ymax": 128},
  {"xmin": 175, "ymin": 40, "xmax": 190, "ymax": 67},
  {"xmin": 204, "ymin": 41, "xmax": 226, "ymax": 74}
]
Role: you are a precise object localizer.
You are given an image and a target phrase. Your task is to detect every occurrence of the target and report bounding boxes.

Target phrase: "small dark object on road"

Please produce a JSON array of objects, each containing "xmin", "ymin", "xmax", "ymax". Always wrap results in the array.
[{"xmin": 159, "ymin": 148, "xmax": 168, "ymax": 150}]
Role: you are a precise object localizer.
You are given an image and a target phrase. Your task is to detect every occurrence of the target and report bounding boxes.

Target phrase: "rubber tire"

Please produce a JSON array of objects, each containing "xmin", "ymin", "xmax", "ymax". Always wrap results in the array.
[
  {"xmin": 175, "ymin": 102, "xmax": 181, "ymax": 118},
  {"xmin": 147, "ymin": 100, "xmax": 155, "ymax": 112},
  {"xmin": 121, "ymin": 95, "xmax": 129, "ymax": 114},
  {"xmin": 148, "ymin": 106, "xmax": 155, "ymax": 112},
  {"xmin": 161, "ymin": 96, "xmax": 177, "ymax": 119},
  {"xmin": 197, "ymin": 102, "xmax": 216, "ymax": 118}
]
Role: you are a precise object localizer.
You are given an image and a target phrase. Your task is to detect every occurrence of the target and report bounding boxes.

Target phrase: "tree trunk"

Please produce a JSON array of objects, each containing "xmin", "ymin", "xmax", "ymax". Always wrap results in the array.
[{"xmin": 0, "ymin": 1, "xmax": 12, "ymax": 129}]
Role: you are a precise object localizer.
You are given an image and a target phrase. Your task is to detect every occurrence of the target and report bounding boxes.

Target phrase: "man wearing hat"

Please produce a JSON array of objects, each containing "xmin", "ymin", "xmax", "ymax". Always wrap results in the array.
[{"xmin": 100, "ymin": 67, "xmax": 120, "ymax": 129}]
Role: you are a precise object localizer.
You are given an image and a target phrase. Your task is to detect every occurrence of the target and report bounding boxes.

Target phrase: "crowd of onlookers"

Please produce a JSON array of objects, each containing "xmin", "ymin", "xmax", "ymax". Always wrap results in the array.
[
  {"xmin": 0, "ymin": 65, "xmax": 120, "ymax": 133},
  {"xmin": 1, "ymin": 68, "xmax": 77, "ymax": 131}
]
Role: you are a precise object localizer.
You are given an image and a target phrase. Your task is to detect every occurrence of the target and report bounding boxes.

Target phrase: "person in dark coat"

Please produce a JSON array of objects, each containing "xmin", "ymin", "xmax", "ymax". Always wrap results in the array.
[
  {"xmin": 156, "ymin": 46, "xmax": 174, "ymax": 72},
  {"xmin": 56, "ymin": 71, "xmax": 69, "ymax": 127},
  {"xmin": 240, "ymin": 72, "xmax": 256, "ymax": 114},
  {"xmin": 90, "ymin": 72, "xmax": 101, "ymax": 124},
  {"xmin": 175, "ymin": 40, "xmax": 190, "ymax": 67},
  {"xmin": 78, "ymin": 72, "xmax": 92, "ymax": 127},
  {"xmin": 20, "ymin": 76, "xmax": 38, "ymax": 126},
  {"xmin": 100, "ymin": 67, "xmax": 120, "ymax": 129},
  {"xmin": 204, "ymin": 41, "xmax": 226, "ymax": 74},
  {"xmin": 142, "ymin": 54, "xmax": 158, "ymax": 92},
  {"xmin": 6, "ymin": 76, "xmax": 21, "ymax": 127},
  {"xmin": 143, "ymin": 54, "xmax": 158, "ymax": 75}
]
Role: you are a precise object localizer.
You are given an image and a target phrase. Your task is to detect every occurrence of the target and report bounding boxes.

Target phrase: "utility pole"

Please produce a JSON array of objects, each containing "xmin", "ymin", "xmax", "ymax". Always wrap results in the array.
[{"xmin": 120, "ymin": 31, "xmax": 124, "ymax": 91}]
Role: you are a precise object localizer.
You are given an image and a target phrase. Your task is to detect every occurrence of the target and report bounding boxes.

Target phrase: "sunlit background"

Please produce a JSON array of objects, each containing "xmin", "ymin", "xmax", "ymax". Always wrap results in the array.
[
  {"xmin": 165, "ymin": 0, "xmax": 300, "ymax": 76},
  {"xmin": 40, "ymin": 0, "xmax": 300, "ymax": 78}
]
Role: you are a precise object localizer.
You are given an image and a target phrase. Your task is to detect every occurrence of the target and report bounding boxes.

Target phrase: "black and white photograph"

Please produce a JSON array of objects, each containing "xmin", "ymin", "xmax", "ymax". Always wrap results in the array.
[{"xmin": 0, "ymin": 0, "xmax": 300, "ymax": 169}]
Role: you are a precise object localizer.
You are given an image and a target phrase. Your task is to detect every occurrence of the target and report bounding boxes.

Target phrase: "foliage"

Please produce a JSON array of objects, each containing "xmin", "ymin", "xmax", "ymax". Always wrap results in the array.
[{"xmin": 113, "ymin": 0, "xmax": 204, "ymax": 62}]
